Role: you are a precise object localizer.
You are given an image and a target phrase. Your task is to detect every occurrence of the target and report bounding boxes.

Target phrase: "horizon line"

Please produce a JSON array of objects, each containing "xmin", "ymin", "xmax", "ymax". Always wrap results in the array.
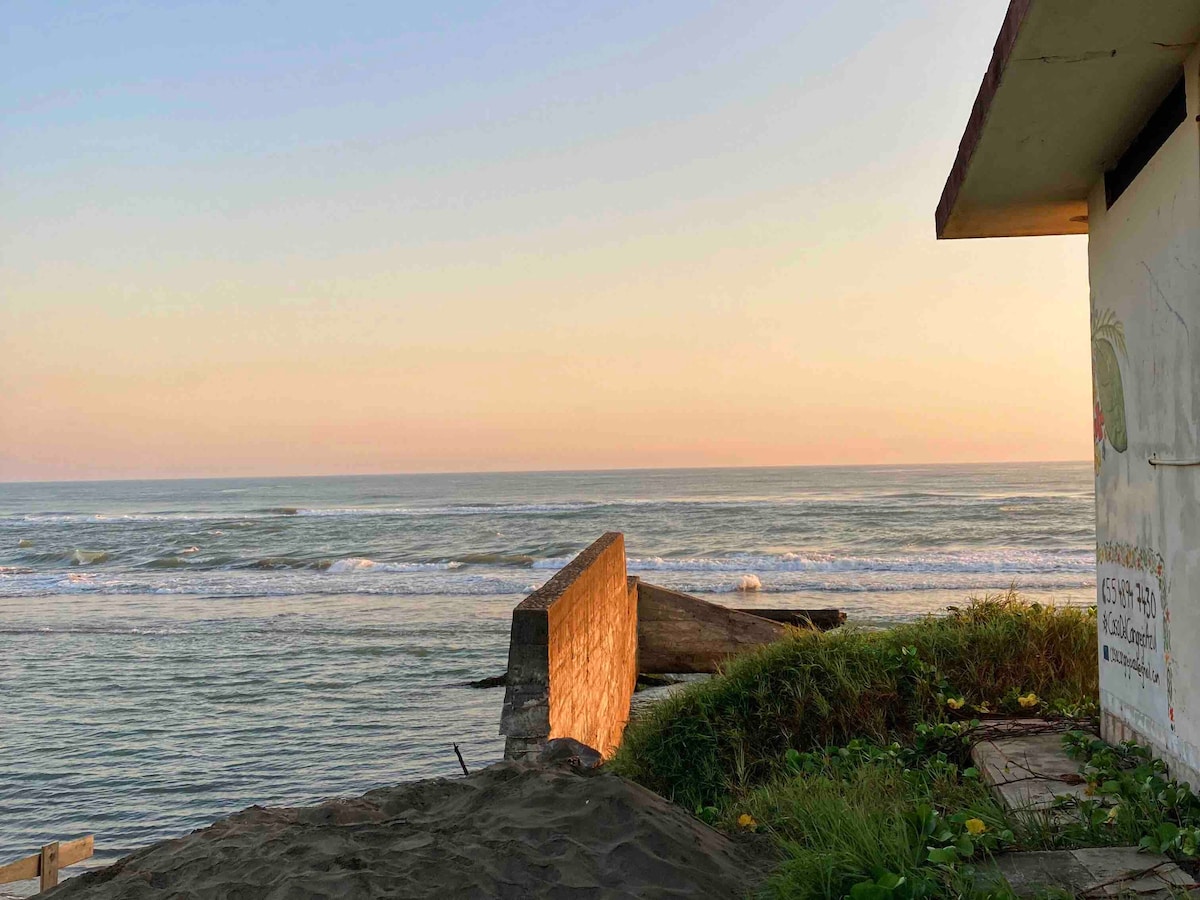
[{"xmin": 0, "ymin": 457, "xmax": 1094, "ymax": 488}]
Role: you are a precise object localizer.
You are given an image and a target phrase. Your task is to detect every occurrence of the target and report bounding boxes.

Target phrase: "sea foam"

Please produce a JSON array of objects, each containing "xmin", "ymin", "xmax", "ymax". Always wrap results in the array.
[{"xmin": 325, "ymin": 558, "xmax": 464, "ymax": 575}]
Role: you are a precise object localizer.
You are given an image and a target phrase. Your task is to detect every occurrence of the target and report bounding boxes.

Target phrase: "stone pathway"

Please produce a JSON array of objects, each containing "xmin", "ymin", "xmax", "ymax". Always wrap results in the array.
[
  {"xmin": 984, "ymin": 846, "xmax": 1198, "ymax": 898},
  {"xmin": 972, "ymin": 719, "xmax": 1091, "ymax": 815},
  {"xmin": 971, "ymin": 720, "xmax": 1199, "ymax": 898}
]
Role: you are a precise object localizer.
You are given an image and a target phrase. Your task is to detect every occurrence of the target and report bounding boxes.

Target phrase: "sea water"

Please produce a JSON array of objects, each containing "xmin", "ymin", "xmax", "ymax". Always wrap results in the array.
[{"xmin": 0, "ymin": 463, "xmax": 1095, "ymax": 880}]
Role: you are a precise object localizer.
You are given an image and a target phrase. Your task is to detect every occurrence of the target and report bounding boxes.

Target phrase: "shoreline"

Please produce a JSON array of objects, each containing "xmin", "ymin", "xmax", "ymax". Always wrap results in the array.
[{"xmin": 0, "ymin": 587, "xmax": 1097, "ymax": 883}]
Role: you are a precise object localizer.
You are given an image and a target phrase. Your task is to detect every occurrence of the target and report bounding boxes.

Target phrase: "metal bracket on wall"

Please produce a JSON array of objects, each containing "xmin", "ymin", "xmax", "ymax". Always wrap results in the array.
[{"xmin": 1149, "ymin": 457, "xmax": 1200, "ymax": 467}]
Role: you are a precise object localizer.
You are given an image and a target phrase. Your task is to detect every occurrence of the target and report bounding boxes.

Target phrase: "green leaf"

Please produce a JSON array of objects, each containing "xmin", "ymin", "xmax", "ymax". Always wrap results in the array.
[
  {"xmin": 907, "ymin": 804, "xmax": 937, "ymax": 840},
  {"xmin": 784, "ymin": 748, "xmax": 803, "ymax": 773},
  {"xmin": 926, "ymin": 846, "xmax": 959, "ymax": 864},
  {"xmin": 871, "ymin": 872, "xmax": 907, "ymax": 890},
  {"xmin": 955, "ymin": 836, "xmax": 976, "ymax": 857},
  {"xmin": 849, "ymin": 883, "xmax": 889, "ymax": 900},
  {"xmin": 1158, "ymin": 822, "xmax": 1181, "ymax": 843}
]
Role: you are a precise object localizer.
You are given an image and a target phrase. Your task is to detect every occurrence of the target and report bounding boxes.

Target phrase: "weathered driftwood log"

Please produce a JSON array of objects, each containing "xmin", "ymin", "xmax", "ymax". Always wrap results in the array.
[
  {"xmin": 636, "ymin": 582, "xmax": 787, "ymax": 674},
  {"xmin": 731, "ymin": 608, "xmax": 846, "ymax": 630}
]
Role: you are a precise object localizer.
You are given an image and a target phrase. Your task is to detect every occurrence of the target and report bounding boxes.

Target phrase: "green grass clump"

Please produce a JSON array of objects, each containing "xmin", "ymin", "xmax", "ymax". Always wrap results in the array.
[
  {"xmin": 612, "ymin": 595, "xmax": 1110, "ymax": 898},
  {"xmin": 734, "ymin": 744, "xmax": 1010, "ymax": 899},
  {"xmin": 612, "ymin": 593, "xmax": 1097, "ymax": 809}
]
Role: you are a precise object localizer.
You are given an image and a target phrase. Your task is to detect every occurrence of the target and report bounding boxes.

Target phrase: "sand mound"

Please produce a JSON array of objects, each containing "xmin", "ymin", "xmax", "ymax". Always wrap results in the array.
[{"xmin": 49, "ymin": 762, "xmax": 766, "ymax": 899}]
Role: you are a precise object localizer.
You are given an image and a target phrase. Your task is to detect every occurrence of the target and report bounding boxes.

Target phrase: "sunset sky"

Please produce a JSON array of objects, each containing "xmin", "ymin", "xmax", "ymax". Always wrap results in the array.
[{"xmin": 1, "ymin": 1, "xmax": 1091, "ymax": 481}]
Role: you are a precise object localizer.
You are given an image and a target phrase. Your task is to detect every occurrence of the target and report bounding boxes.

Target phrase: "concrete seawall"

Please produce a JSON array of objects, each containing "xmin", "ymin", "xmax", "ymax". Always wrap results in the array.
[
  {"xmin": 499, "ymin": 533, "xmax": 638, "ymax": 760},
  {"xmin": 497, "ymin": 533, "xmax": 845, "ymax": 760}
]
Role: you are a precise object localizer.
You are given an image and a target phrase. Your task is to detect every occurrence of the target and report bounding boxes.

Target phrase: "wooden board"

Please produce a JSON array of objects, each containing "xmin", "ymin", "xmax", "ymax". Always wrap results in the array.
[
  {"xmin": 60, "ymin": 836, "xmax": 94, "ymax": 868},
  {"xmin": 0, "ymin": 835, "xmax": 94, "ymax": 887},
  {"xmin": 0, "ymin": 853, "xmax": 39, "ymax": 886},
  {"xmin": 40, "ymin": 843, "xmax": 59, "ymax": 890}
]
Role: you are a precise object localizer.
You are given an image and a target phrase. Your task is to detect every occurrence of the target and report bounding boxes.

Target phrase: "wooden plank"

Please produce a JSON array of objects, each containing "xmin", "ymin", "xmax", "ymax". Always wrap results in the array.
[
  {"xmin": 0, "ymin": 851, "xmax": 40, "ymax": 886},
  {"xmin": 637, "ymin": 582, "xmax": 788, "ymax": 673},
  {"xmin": 60, "ymin": 835, "xmax": 94, "ymax": 868},
  {"xmin": 731, "ymin": 608, "xmax": 845, "ymax": 630},
  {"xmin": 40, "ymin": 842, "xmax": 59, "ymax": 891},
  {"xmin": 0, "ymin": 835, "xmax": 93, "ymax": 887}
]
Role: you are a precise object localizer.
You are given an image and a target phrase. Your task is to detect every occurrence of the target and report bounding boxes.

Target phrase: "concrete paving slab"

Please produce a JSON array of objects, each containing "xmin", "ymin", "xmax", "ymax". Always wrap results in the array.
[
  {"xmin": 972, "ymin": 720, "xmax": 1092, "ymax": 813},
  {"xmin": 988, "ymin": 849, "xmax": 1092, "ymax": 893},
  {"xmin": 1071, "ymin": 847, "xmax": 1197, "ymax": 897},
  {"xmin": 984, "ymin": 846, "xmax": 1199, "ymax": 898}
]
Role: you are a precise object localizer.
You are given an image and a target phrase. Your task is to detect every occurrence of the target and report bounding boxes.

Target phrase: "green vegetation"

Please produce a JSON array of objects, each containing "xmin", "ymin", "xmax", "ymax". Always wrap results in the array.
[
  {"xmin": 729, "ymin": 736, "xmax": 1015, "ymax": 899},
  {"xmin": 614, "ymin": 594, "xmax": 1097, "ymax": 808},
  {"xmin": 611, "ymin": 595, "xmax": 1111, "ymax": 898},
  {"xmin": 1058, "ymin": 730, "xmax": 1200, "ymax": 858}
]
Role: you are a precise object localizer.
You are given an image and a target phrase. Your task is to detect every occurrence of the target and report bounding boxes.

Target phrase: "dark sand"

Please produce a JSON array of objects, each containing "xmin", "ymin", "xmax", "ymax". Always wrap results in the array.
[{"xmin": 47, "ymin": 762, "xmax": 767, "ymax": 899}]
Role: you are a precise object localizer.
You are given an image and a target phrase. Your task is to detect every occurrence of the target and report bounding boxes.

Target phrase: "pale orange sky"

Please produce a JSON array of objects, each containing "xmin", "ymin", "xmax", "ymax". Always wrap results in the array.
[{"xmin": 0, "ymin": 2, "xmax": 1092, "ymax": 481}]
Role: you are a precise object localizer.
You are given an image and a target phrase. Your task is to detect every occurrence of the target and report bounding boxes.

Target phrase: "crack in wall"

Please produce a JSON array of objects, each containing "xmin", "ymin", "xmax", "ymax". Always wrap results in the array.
[
  {"xmin": 1017, "ymin": 49, "xmax": 1118, "ymax": 64},
  {"xmin": 1142, "ymin": 259, "xmax": 1191, "ymax": 339},
  {"xmin": 1016, "ymin": 42, "xmax": 1193, "ymax": 65}
]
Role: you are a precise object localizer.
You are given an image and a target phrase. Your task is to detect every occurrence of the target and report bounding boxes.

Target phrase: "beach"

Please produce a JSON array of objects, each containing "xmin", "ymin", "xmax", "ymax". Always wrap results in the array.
[
  {"xmin": 0, "ymin": 463, "xmax": 1095, "ymax": 888},
  {"xmin": 43, "ymin": 759, "xmax": 768, "ymax": 899}
]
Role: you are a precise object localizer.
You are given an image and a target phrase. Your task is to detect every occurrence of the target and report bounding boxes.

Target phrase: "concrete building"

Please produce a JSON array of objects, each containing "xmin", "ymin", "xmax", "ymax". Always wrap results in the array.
[{"xmin": 938, "ymin": 1, "xmax": 1200, "ymax": 782}]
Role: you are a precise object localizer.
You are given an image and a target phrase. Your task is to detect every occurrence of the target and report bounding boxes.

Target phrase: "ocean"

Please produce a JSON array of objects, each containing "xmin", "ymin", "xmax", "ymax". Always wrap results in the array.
[{"xmin": 0, "ymin": 463, "xmax": 1096, "ymax": 885}]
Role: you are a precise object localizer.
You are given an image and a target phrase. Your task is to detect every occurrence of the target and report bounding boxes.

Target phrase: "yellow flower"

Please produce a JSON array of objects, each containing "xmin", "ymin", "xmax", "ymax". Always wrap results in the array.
[
  {"xmin": 1105, "ymin": 806, "xmax": 1120, "ymax": 824},
  {"xmin": 737, "ymin": 814, "xmax": 757, "ymax": 829},
  {"xmin": 1018, "ymin": 692, "xmax": 1040, "ymax": 709},
  {"xmin": 1085, "ymin": 782, "xmax": 1097, "ymax": 797},
  {"xmin": 965, "ymin": 818, "xmax": 987, "ymax": 836},
  {"xmin": 947, "ymin": 697, "xmax": 965, "ymax": 710}
]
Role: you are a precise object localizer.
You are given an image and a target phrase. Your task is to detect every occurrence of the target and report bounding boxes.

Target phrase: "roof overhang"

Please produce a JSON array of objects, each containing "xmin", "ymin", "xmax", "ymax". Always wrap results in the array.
[{"xmin": 936, "ymin": 0, "xmax": 1200, "ymax": 239}]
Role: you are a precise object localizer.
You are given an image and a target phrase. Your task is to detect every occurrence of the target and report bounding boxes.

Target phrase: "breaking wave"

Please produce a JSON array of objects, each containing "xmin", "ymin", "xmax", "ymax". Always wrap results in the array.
[
  {"xmin": 0, "ymin": 567, "xmax": 1095, "ymax": 600},
  {"xmin": 736, "ymin": 574, "xmax": 762, "ymax": 592},
  {"xmin": 530, "ymin": 549, "xmax": 1094, "ymax": 576},
  {"xmin": 324, "ymin": 558, "xmax": 464, "ymax": 575}
]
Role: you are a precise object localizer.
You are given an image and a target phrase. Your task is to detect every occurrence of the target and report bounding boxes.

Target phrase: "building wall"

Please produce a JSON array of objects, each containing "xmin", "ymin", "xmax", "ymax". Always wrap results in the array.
[
  {"xmin": 1086, "ymin": 45, "xmax": 1200, "ymax": 783},
  {"xmin": 498, "ymin": 533, "xmax": 638, "ymax": 760}
]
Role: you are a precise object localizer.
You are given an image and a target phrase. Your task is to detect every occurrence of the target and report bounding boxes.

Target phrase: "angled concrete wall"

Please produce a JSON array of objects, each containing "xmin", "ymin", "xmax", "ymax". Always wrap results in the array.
[{"xmin": 499, "ymin": 533, "xmax": 638, "ymax": 760}]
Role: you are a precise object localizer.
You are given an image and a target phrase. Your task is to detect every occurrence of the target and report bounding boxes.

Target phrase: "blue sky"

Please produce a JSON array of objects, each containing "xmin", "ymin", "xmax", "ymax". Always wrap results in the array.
[
  {"xmin": 3, "ymin": 1, "xmax": 999, "ymax": 266},
  {"xmin": 0, "ymin": 2, "xmax": 1092, "ymax": 479}
]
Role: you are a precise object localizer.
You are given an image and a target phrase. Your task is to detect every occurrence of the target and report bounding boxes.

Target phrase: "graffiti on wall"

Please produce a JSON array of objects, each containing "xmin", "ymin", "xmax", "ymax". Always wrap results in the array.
[
  {"xmin": 1098, "ymin": 541, "xmax": 1173, "ymax": 730},
  {"xmin": 1092, "ymin": 309, "xmax": 1129, "ymax": 474}
]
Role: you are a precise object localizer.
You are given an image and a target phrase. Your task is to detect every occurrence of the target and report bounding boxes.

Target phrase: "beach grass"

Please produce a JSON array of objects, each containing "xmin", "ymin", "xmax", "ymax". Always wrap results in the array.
[
  {"xmin": 611, "ymin": 594, "xmax": 1099, "ymax": 899},
  {"xmin": 738, "ymin": 751, "xmax": 1011, "ymax": 899},
  {"xmin": 612, "ymin": 592, "xmax": 1097, "ymax": 808}
]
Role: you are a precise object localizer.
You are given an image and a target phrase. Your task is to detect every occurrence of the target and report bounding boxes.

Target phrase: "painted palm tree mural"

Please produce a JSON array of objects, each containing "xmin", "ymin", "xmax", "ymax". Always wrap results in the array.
[{"xmin": 1092, "ymin": 308, "xmax": 1128, "ymax": 474}]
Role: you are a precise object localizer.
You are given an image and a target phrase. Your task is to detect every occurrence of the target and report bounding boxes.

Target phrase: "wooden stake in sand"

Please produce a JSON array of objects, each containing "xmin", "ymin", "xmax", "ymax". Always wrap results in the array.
[
  {"xmin": 0, "ymin": 835, "xmax": 94, "ymax": 893},
  {"xmin": 453, "ymin": 743, "xmax": 469, "ymax": 776}
]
